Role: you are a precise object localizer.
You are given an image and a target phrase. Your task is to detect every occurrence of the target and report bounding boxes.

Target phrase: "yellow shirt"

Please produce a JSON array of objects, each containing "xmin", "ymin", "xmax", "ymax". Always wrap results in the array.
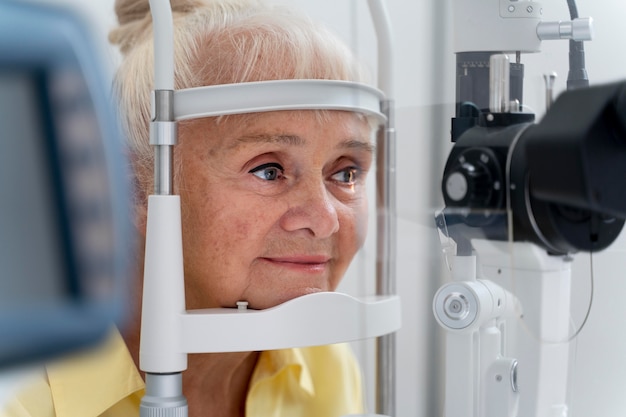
[{"xmin": 1, "ymin": 330, "xmax": 364, "ymax": 417}]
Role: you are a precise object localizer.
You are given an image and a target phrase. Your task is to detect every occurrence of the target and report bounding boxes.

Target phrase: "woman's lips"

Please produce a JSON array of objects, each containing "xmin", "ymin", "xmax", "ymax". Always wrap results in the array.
[{"xmin": 260, "ymin": 255, "xmax": 330, "ymax": 272}]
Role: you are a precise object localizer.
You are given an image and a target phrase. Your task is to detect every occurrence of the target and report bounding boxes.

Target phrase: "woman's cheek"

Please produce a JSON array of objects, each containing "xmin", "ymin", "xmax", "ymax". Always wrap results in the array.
[{"xmin": 353, "ymin": 195, "xmax": 369, "ymax": 249}]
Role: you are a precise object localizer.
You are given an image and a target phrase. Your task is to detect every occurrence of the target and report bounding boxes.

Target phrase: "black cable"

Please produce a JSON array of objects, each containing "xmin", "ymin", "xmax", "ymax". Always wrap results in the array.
[
  {"xmin": 567, "ymin": 0, "xmax": 579, "ymax": 19},
  {"xmin": 566, "ymin": 0, "xmax": 589, "ymax": 89}
]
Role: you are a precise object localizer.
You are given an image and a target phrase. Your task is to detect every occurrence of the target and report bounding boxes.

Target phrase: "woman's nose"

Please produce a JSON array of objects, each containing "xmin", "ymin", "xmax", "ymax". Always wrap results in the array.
[{"xmin": 279, "ymin": 179, "xmax": 340, "ymax": 238}]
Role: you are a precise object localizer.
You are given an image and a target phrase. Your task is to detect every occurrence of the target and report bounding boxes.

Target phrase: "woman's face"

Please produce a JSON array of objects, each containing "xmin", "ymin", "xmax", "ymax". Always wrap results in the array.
[{"xmin": 177, "ymin": 110, "xmax": 374, "ymax": 310}]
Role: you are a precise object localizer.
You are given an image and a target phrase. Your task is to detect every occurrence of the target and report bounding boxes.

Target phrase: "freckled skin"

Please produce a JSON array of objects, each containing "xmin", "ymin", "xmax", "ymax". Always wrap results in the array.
[{"xmin": 176, "ymin": 110, "xmax": 373, "ymax": 310}]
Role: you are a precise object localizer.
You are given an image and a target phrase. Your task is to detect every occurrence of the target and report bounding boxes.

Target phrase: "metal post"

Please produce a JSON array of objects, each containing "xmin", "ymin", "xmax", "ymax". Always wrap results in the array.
[
  {"xmin": 152, "ymin": 90, "xmax": 175, "ymax": 196},
  {"xmin": 366, "ymin": 0, "xmax": 397, "ymax": 414},
  {"xmin": 375, "ymin": 99, "xmax": 397, "ymax": 416},
  {"xmin": 140, "ymin": 373, "xmax": 188, "ymax": 417}
]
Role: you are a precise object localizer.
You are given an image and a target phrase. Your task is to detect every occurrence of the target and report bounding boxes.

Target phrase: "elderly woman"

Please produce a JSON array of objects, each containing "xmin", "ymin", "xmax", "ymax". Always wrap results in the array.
[{"xmin": 1, "ymin": 0, "xmax": 378, "ymax": 416}]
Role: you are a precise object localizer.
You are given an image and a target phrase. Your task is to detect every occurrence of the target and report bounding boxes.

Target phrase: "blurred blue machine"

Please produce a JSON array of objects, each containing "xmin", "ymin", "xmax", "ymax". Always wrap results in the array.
[{"xmin": 0, "ymin": 1, "xmax": 132, "ymax": 368}]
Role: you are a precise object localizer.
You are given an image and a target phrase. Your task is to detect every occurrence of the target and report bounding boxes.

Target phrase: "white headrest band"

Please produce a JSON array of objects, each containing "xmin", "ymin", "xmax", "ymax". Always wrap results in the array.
[{"xmin": 173, "ymin": 79, "xmax": 386, "ymax": 123}]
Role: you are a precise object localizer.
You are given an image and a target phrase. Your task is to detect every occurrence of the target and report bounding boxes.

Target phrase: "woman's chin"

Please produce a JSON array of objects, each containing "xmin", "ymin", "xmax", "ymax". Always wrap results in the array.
[{"xmin": 247, "ymin": 287, "xmax": 326, "ymax": 310}]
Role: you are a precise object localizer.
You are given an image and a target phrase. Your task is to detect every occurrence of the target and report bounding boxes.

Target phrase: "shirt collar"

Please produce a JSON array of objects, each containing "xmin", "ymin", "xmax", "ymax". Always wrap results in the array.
[
  {"xmin": 45, "ymin": 333, "xmax": 318, "ymax": 416},
  {"xmin": 249, "ymin": 348, "xmax": 315, "ymax": 398},
  {"xmin": 46, "ymin": 328, "xmax": 144, "ymax": 417}
]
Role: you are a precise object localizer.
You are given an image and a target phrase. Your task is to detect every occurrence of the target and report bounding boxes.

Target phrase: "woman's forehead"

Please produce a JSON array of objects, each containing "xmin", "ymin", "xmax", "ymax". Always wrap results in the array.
[
  {"xmin": 185, "ymin": 110, "xmax": 372, "ymax": 147},
  {"xmin": 225, "ymin": 133, "xmax": 375, "ymax": 156},
  {"xmin": 223, "ymin": 109, "xmax": 369, "ymax": 128}
]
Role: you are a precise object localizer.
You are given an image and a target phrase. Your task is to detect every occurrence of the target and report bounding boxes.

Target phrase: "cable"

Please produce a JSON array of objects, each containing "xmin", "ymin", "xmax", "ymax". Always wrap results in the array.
[
  {"xmin": 566, "ymin": 0, "xmax": 589, "ymax": 90},
  {"xmin": 566, "ymin": 0, "xmax": 579, "ymax": 18}
]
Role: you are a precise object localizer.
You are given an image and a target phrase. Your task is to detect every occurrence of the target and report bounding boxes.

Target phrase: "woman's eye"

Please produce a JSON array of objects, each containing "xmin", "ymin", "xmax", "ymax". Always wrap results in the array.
[
  {"xmin": 332, "ymin": 167, "xmax": 359, "ymax": 184},
  {"xmin": 249, "ymin": 163, "xmax": 284, "ymax": 181}
]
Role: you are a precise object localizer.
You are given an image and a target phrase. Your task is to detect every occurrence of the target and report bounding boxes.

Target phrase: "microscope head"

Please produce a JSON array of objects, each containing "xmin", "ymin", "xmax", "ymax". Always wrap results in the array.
[{"xmin": 441, "ymin": 80, "xmax": 626, "ymax": 255}]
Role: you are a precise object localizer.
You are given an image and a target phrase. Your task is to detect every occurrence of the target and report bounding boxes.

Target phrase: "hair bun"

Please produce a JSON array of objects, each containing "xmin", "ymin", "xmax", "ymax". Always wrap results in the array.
[
  {"xmin": 109, "ymin": 0, "xmax": 203, "ymax": 55},
  {"xmin": 114, "ymin": 0, "xmax": 150, "ymax": 25}
]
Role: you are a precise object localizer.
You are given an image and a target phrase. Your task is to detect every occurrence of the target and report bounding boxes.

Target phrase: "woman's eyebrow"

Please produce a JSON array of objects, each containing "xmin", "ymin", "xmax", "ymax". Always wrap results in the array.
[
  {"xmin": 340, "ymin": 139, "xmax": 376, "ymax": 154},
  {"xmin": 228, "ymin": 133, "xmax": 375, "ymax": 154},
  {"xmin": 228, "ymin": 134, "xmax": 305, "ymax": 149}
]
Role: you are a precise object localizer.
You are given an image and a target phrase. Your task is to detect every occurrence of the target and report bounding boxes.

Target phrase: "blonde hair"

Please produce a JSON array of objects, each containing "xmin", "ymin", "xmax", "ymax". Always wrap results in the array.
[{"xmin": 109, "ymin": 0, "xmax": 370, "ymax": 198}]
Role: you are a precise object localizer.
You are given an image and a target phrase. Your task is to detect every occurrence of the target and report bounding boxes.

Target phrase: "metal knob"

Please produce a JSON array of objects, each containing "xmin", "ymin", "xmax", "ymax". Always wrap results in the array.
[{"xmin": 537, "ymin": 17, "xmax": 594, "ymax": 41}]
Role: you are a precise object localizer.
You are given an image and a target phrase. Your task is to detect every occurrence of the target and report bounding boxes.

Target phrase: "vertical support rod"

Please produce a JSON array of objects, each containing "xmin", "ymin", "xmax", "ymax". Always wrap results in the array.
[
  {"xmin": 152, "ymin": 90, "xmax": 175, "ymax": 195},
  {"xmin": 367, "ymin": 0, "xmax": 397, "ymax": 414},
  {"xmin": 375, "ymin": 99, "xmax": 397, "ymax": 416},
  {"xmin": 367, "ymin": 0, "xmax": 395, "ymax": 96},
  {"xmin": 142, "ymin": 2, "xmax": 188, "ymax": 417},
  {"xmin": 148, "ymin": 0, "xmax": 176, "ymax": 197},
  {"xmin": 148, "ymin": 0, "xmax": 174, "ymax": 91},
  {"xmin": 375, "ymin": 102, "xmax": 396, "ymax": 296}
]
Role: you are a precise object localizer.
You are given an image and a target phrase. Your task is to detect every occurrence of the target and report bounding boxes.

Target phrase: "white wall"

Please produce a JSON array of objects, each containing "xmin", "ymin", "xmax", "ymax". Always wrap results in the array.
[{"xmin": 10, "ymin": 1, "xmax": 626, "ymax": 416}]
